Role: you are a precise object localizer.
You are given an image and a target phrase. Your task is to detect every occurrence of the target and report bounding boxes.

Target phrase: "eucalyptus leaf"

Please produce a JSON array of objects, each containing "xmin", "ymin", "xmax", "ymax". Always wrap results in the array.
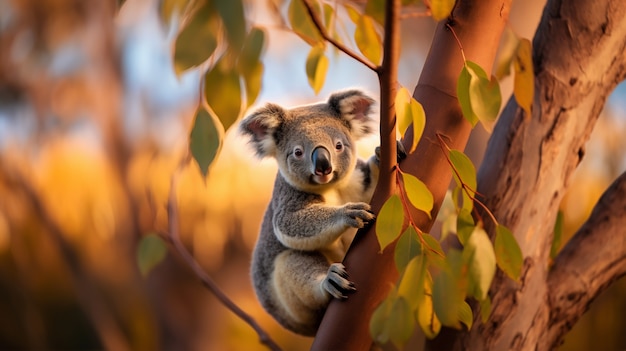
[
  {"xmin": 495, "ymin": 224, "xmax": 523, "ymax": 281},
  {"xmin": 514, "ymin": 38, "xmax": 534, "ymax": 116},
  {"xmin": 376, "ymin": 194, "xmax": 405, "ymax": 252},
  {"xmin": 137, "ymin": 234, "xmax": 168, "ymax": 277},
  {"xmin": 189, "ymin": 106, "xmax": 224, "ymax": 177},
  {"xmin": 305, "ymin": 44, "xmax": 329, "ymax": 94},
  {"xmin": 355, "ymin": 15, "xmax": 382, "ymax": 65}
]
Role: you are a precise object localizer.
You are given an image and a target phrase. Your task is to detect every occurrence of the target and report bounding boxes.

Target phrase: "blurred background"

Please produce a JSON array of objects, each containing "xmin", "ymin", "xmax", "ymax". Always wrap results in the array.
[{"xmin": 0, "ymin": 0, "xmax": 624, "ymax": 350}]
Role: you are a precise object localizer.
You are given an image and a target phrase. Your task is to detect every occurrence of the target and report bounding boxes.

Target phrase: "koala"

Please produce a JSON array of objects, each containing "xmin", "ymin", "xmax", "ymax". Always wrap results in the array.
[{"xmin": 240, "ymin": 90, "xmax": 381, "ymax": 336}]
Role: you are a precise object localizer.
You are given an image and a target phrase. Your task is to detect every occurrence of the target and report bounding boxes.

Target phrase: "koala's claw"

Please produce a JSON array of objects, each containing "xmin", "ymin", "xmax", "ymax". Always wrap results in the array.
[
  {"xmin": 323, "ymin": 263, "xmax": 356, "ymax": 299},
  {"xmin": 375, "ymin": 140, "xmax": 408, "ymax": 164},
  {"xmin": 343, "ymin": 202, "xmax": 375, "ymax": 228},
  {"xmin": 396, "ymin": 140, "xmax": 407, "ymax": 161}
]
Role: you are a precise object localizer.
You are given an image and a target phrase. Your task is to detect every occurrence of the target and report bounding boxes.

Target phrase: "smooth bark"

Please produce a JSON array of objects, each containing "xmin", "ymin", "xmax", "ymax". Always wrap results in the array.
[
  {"xmin": 455, "ymin": 0, "xmax": 626, "ymax": 350},
  {"xmin": 312, "ymin": 0, "xmax": 511, "ymax": 349}
]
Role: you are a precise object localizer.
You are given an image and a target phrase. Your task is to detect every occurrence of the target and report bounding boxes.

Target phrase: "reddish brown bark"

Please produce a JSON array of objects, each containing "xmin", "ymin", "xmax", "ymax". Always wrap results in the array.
[{"xmin": 312, "ymin": 1, "xmax": 511, "ymax": 349}]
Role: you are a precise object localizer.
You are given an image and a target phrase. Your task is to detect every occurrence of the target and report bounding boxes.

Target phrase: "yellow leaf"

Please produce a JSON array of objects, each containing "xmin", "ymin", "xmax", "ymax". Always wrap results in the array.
[
  {"xmin": 204, "ymin": 58, "xmax": 241, "ymax": 131},
  {"xmin": 288, "ymin": 0, "xmax": 323, "ymax": 46},
  {"xmin": 376, "ymin": 195, "xmax": 405, "ymax": 252},
  {"xmin": 430, "ymin": 0, "xmax": 455, "ymax": 21},
  {"xmin": 344, "ymin": 3, "xmax": 361, "ymax": 24},
  {"xmin": 417, "ymin": 273, "xmax": 441, "ymax": 339},
  {"xmin": 355, "ymin": 15, "xmax": 382, "ymax": 65},
  {"xmin": 494, "ymin": 27, "xmax": 520, "ymax": 80},
  {"xmin": 395, "ymin": 87, "xmax": 425, "ymax": 153},
  {"xmin": 514, "ymin": 38, "xmax": 534, "ymax": 116},
  {"xmin": 305, "ymin": 44, "xmax": 329, "ymax": 94}
]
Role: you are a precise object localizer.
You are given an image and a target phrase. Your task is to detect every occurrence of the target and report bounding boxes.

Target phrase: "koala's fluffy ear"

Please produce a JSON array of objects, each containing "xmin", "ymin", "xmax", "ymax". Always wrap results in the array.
[
  {"xmin": 328, "ymin": 90, "xmax": 375, "ymax": 139},
  {"xmin": 240, "ymin": 103, "xmax": 285, "ymax": 158}
]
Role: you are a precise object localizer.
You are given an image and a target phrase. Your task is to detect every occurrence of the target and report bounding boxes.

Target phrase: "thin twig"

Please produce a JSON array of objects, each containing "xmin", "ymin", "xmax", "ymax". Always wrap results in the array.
[
  {"xmin": 301, "ymin": 0, "xmax": 379, "ymax": 72},
  {"xmin": 166, "ymin": 163, "xmax": 282, "ymax": 351},
  {"xmin": 446, "ymin": 22, "xmax": 467, "ymax": 63},
  {"xmin": 399, "ymin": 10, "xmax": 431, "ymax": 19}
]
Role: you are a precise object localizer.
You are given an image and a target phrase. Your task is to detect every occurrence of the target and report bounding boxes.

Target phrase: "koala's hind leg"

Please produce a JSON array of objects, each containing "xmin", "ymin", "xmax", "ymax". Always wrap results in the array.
[{"xmin": 273, "ymin": 251, "xmax": 353, "ymax": 331}]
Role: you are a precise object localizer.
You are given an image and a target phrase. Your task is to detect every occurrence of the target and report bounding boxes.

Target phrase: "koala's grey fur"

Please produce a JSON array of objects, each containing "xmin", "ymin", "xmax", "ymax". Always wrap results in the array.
[{"xmin": 240, "ymin": 90, "xmax": 380, "ymax": 336}]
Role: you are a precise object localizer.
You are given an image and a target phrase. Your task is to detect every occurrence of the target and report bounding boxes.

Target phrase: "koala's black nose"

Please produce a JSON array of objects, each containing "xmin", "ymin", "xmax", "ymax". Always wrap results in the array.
[{"xmin": 312, "ymin": 146, "xmax": 332, "ymax": 176}]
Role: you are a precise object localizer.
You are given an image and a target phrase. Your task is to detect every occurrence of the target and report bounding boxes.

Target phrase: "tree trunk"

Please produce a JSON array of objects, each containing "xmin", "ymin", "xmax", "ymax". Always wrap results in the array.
[
  {"xmin": 312, "ymin": 0, "xmax": 511, "ymax": 349},
  {"xmin": 449, "ymin": 0, "xmax": 626, "ymax": 350}
]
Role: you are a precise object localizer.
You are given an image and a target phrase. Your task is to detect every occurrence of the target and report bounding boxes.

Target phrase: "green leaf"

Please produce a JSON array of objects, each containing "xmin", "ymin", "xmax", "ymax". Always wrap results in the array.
[
  {"xmin": 463, "ymin": 227, "xmax": 496, "ymax": 300},
  {"xmin": 398, "ymin": 253, "xmax": 427, "ymax": 310},
  {"xmin": 137, "ymin": 234, "xmax": 168, "ymax": 277},
  {"xmin": 376, "ymin": 194, "xmax": 405, "ymax": 251},
  {"xmin": 242, "ymin": 61, "xmax": 263, "ymax": 108},
  {"xmin": 457, "ymin": 65, "xmax": 478, "ymax": 126},
  {"xmin": 288, "ymin": 0, "xmax": 323, "ymax": 46},
  {"xmin": 190, "ymin": 106, "xmax": 224, "ymax": 177},
  {"xmin": 370, "ymin": 292, "xmax": 395, "ymax": 345},
  {"xmin": 513, "ymin": 38, "xmax": 534, "ymax": 116},
  {"xmin": 389, "ymin": 297, "xmax": 415, "ymax": 349},
  {"xmin": 173, "ymin": 0, "xmax": 218, "ymax": 73},
  {"xmin": 401, "ymin": 172, "xmax": 433, "ymax": 218},
  {"xmin": 238, "ymin": 28, "xmax": 266, "ymax": 107},
  {"xmin": 551, "ymin": 210, "xmax": 564, "ymax": 260},
  {"xmin": 495, "ymin": 224, "xmax": 523, "ymax": 281},
  {"xmin": 238, "ymin": 27, "xmax": 266, "ymax": 73},
  {"xmin": 422, "ymin": 233, "xmax": 444, "ymax": 257},
  {"xmin": 449, "ymin": 149, "xmax": 477, "ymax": 212},
  {"xmin": 458, "ymin": 301, "xmax": 473, "ymax": 330},
  {"xmin": 354, "ymin": 15, "xmax": 382, "ymax": 65},
  {"xmin": 204, "ymin": 58, "xmax": 242, "ymax": 131},
  {"xmin": 456, "ymin": 208, "xmax": 474, "ymax": 245},
  {"xmin": 422, "ymin": 232, "xmax": 445, "ymax": 268},
  {"xmin": 432, "ymin": 269, "xmax": 462, "ymax": 327},
  {"xmin": 438, "ymin": 190, "xmax": 456, "ymax": 242},
  {"xmin": 466, "ymin": 61, "xmax": 501, "ymax": 128},
  {"xmin": 215, "ymin": 0, "xmax": 246, "ymax": 51},
  {"xmin": 479, "ymin": 295, "xmax": 492, "ymax": 323},
  {"xmin": 365, "ymin": 0, "xmax": 385, "ymax": 26},
  {"xmin": 395, "ymin": 87, "xmax": 426, "ymax": 153},
  {"xmin": 417, "ymin": 273, "xmax": 441, "ymax": 339},
  {"xmin": 430, "ymin": 0, "xmax": 455, "ymax": 21},
  {"xmin": 494, "ymin": 27, "xmax": 519, "ymax": 80},
  {"xmin": 305, "ymin": 44, "xmax": 329, "ymax": 94},
  {"xmin": 394, "ymin": 226, "xmax": 422, "ymax": 271}
]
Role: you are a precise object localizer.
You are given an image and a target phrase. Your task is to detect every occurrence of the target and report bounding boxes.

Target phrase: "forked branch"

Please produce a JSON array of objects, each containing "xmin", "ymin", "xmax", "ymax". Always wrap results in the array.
[{"xmin": 546, "ymin": 171, "xmax": 626, "ymax": 347}]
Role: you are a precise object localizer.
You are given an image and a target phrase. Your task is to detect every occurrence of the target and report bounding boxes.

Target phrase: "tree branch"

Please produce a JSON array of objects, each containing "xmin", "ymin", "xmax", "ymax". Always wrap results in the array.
[
  {"xmin": 544, "ymin": 171, "xmax": 626, "ymax": 349},
  {"xmin": 465, "ymin": 0, "xmax": 626, "ymax": 348},
  {"xmin": 301, "ymin": 0, "xmax": 379, "ymax": 72},
  {"xmin": 166, "ymin": 165, "xmax": 282, "ymax": 351},
  {"xmin": 311, "ymin": 1, "xmax": 400, "ymax": 349}
]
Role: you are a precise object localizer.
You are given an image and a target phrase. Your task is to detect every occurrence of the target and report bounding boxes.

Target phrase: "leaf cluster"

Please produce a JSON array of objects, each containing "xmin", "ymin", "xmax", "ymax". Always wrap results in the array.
[{"xmin": 161, "ymin": 0, "xmax": 267, "ymax": 176}]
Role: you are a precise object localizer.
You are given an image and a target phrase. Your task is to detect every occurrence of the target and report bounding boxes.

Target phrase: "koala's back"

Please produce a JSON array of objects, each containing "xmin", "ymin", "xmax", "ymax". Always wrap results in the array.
[{"xmin": 251, "ymin": 175, "xmax": 328, "ymax": 335}]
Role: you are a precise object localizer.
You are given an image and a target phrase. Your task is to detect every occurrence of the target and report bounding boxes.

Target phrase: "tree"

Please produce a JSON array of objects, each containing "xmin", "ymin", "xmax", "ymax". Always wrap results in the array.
[
  {"xmin": 313, "ymin": 0, "xmax": 626, "ymax": 350},
  {"xmin": 0, "ymin": 0, "xmax": 625, "ymax": 350}
]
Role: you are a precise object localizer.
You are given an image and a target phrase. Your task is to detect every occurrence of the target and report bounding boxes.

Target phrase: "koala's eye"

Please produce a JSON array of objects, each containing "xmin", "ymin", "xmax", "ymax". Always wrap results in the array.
[
  {"xmin": 294, "ymin": 147, "xmax": 304, "ymax": 158},
  {"xmin": 335, "ymin": 141, "xmax": 343, "ymax": 151}
]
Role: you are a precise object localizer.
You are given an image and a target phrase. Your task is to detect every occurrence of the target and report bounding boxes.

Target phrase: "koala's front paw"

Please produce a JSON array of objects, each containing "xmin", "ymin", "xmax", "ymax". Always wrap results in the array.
[
  {"xmin": 375, "ymin": 140, "xmax": 408, "ymax": 164},
  {"xmin": 322, "ymin": 263, "xmax": 356, "ymax": 299},
  {"xmin": 342, "ymin": 202, "xmax": 375, "ymax": 228}
]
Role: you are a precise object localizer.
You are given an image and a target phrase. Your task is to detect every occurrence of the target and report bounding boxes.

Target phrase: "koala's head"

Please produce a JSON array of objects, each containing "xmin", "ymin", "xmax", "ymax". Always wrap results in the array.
[{"xmin": 240, "ymin": 90, "xmax": 375, "ymax": 193}]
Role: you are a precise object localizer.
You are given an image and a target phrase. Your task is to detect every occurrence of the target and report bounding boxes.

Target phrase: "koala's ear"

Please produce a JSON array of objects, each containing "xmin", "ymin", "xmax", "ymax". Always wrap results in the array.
[
  {"xmin": 240, "ymin": 103, "xmax": 285, "ymax": 158},
  {"xmin": 328, "ymin": 90, "xmax": 375, "ymax": 139}
]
